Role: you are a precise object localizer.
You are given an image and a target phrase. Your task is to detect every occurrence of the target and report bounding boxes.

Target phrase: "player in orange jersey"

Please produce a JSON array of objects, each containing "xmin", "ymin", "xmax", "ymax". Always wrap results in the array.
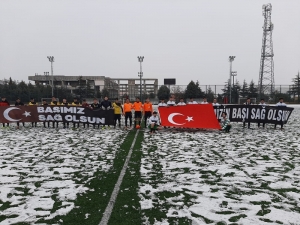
[
  {"xmin": 133, "ymin": 97, "xmax": 143, "ymax": 128},
  {"xmin": 123, "ymin": 98, "xmax": 133, "ymax": 129},
  {"xmin": 143, "ymin": 98, "xmax": 153, "ymax": 128}
]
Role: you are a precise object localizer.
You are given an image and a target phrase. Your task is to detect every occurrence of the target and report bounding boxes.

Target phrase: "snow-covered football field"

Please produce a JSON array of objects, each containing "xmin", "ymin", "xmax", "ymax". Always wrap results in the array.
[{"xmin": 1, "ymin": 106, "xmax": 300, "ymax": 225}]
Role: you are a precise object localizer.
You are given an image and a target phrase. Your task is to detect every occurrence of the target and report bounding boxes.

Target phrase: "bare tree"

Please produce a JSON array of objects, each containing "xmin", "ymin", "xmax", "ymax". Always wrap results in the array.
[{"xmin": 171, "ymin": 86, "xmax": 184, "ymax": 102}]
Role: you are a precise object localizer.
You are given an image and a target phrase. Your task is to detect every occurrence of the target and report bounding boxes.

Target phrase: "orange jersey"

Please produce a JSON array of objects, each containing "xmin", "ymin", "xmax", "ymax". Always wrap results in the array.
[
  {"xmin": 133, "ymin": 102, "xmax": 143, "ymax": 111},
  {"xmin": 123, "ymin": 103, "xmax": 133, "ymax": 112},
  {"xmin": 143, "ymin": 102, "xmax": 153, "ymax": 112}
]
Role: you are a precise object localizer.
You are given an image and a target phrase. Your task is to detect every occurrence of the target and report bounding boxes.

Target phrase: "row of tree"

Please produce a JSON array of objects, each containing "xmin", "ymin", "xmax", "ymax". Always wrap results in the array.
[
  {"xmin": 222, "ymin": 80, "xmax": 258, "ymax": 103},
  {"xmin": 157, "ymin": 80, "xmax": 258, "ymax": 103},
  {"xmin": 0, "ymin": 77, "xmax": 111, "ymax": 103},
  {"xmin": 157, "ymin": 74, "xmax": 300, "ymax": 103},
  {"xmin": 1, "ymin": 73, "xmax": 299, "ymax": 103},
  {"xmin": 289, "ymin": 72, "xmax": 300, "ymax": 102}
]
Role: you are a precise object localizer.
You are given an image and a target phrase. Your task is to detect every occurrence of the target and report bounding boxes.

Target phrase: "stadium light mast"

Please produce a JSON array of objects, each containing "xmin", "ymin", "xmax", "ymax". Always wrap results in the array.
[
  {"xmin": 137, "ymin": 56, "xmax": 144, "ymax": 101},
  {"xmin": 229, "ymin": 56, "xmax": 235, "ymax": 104},
  {"xmin": 47, "ymin": 56, "xmax": 55, "ymax": 96}
]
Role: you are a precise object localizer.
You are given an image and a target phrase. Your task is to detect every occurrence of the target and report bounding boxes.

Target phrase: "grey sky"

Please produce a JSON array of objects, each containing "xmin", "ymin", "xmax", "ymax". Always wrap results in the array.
[{"xmin": 0, "ymin": 0, "xmax": 299, "ymax": 86}]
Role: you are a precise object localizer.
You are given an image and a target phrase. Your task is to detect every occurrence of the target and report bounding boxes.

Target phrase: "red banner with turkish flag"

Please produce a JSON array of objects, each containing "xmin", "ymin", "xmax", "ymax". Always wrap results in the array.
[{"xmin": 158, "ymin": 104, "xmax": 221, "ymax": 129}]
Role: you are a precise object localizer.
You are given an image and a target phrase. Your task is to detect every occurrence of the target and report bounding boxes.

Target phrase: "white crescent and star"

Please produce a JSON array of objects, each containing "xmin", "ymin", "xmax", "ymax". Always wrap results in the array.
[
  {"xmin": 3, "ymin": 107, "xmax": 22, "ymax": 122},
  {"xmin": 3, "ymin": 108, "xmax": 31, "ymax": 122},
  {"xmin": 23, "ymin": 111, "xmax": 31, "ymax": 117},
  {"xmin": 168, "ymin": 113, "xmax": 193, "ymax": 125},
  {"xmin": 186, "ymin": 116, "xmax": 193, "ymax": 122}
]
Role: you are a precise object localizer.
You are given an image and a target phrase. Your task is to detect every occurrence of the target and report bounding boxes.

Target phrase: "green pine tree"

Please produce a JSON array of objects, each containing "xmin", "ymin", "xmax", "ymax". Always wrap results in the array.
[{"xmin": 157, "ymin": 85, "xmax": 170, "ymax": 100}]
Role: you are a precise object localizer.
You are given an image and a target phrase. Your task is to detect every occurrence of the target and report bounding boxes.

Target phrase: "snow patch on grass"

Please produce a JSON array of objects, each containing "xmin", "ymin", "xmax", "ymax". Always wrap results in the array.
[
  {"xmin": 0, "ymin": 127, "xmax": 126, "ymax": 224},
  {"xmin": 139, "ymin": 109, "xmax": 300, "ymax": 224}
]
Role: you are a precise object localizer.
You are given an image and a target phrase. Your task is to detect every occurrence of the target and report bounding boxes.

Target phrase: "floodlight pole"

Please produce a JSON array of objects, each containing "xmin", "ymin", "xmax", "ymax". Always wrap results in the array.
[
  {"xmin": 137, "ymin": 56, "xmax": 144, "ymax": 101},
  {"xmin": 231, "ymin": 71, "xmax": 237, "ymax": 87},
  {"xmin": 44, "ymin": 72, "xmax": 49, "ymax": 92},
  {"xmin": 47, "ymin": 56, "xmax": 55, "ymax": 96},
  {"xmin": 231, "ymin": 71, "xmax": 237, "ymax": 103},
  {"xmin": 229, "ymin": 56, "xmax": 235, "ymax": 104}
]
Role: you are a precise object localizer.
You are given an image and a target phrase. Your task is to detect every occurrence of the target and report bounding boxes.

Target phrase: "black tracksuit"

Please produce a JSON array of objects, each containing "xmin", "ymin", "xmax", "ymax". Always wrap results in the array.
[
  {"xmin": 15, "ymin": 101, "xmax": 25, "ymax": 127},
  {"xmin": 100, "ymin": 100, "xmax": 112, "ymax": 109},
  {"xmin": 100, "ymin": 100, "xmax": 112, "ymax": 127},
  {"xmin": 243, "ymin": 102, "xmax": 252, "ymax": 128},
  {"xmin": 61, "ymin": 102, "xmax": 69, "ymax": 128},
  {"xmin": 91, "ymin": 103, "xmax": 101, "ymax": 128}
]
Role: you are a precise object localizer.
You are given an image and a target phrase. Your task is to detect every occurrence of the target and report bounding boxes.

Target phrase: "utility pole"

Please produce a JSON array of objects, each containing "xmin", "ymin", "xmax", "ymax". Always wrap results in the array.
[
  {"xmin": 44, "ymin": 72, "xmax": 50, "ymax": 96},
  {"xmin": 231, "ymin": 71, "xmax": 237, "ymax": 103},
  {"xmin": 229, "ymin": 56, "xmax": 235, "ymax": 104},
  {"xmin": 232, "ymin": 71, "xmax": 237, "ymax": 87},
  {"xmin": 137, "ymin": 56, "xmax": 144, "ymax": 101},
  {"xmin": 47, "ymin": 56, "xmax": 55, "ymax": 96}
]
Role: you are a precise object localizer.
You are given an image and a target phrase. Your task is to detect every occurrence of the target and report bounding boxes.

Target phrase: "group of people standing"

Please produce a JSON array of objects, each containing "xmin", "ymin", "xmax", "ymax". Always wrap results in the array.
[
  {"xmin": 157, "ymin": 96, "xmax": 220, "ymax": 107},
  {"xmin": 243, "ymin": 97, "xmax": 287, "ymax": 130},
  {"xmin": 157, "ymin": 96, "xmax": 230, "ymax": 132},
  {"xmin": 0, "ymin": 95, "xmax": 288, "ymax": 132},
  {"xmin": 0, "ymin": 95, "xmax": 157, "ymax": 131},
  {"xmin": 156, "ymin": 96, "xmax": 288, "ymax": 132},
  {"xmin": 0, "ymin": 96, "xmax": 123, "ymax": 129}
]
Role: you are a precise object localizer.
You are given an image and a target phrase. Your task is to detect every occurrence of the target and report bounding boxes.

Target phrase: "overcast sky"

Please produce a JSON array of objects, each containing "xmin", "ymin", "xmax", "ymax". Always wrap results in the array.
[{"xmin": 0, "ymin": 0, "xmax": 299, "ymax": 86}]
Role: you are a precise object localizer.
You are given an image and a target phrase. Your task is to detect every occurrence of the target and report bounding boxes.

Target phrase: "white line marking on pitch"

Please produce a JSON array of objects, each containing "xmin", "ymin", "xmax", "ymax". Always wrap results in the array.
[{"xmin": 99, "ymin": 129, "xmax": 140, "ymax": 225}]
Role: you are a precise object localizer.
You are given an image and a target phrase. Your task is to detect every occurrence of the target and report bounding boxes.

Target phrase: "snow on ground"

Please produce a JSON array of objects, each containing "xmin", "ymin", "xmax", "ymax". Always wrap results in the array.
[
  {"xmin": 139, "ymin": 108, "xmax": 300, "ymax": 225},
  {"xmin": 0, "ymin": 125, "xmax": 126, "ymax": 224}
]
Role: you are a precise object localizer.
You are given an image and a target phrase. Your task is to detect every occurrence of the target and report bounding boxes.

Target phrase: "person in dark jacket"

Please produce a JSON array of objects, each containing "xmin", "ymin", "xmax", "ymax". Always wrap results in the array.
[
  {"xmin": 28, "ymin": 97, "xmax": 38, "ymax": 127},
  {"xmin": 15, "ymin": 98, "xmax": 25, "ymax": 129},
  {"xmin": 91, "ymin": 98, "xmax": 101, "ymax": 128},
  {"xmin": 243, "ymin": 97, "xmax": 252, "ymax": 129},
  {"xmin": 0, "ymin": 97, "xmax": 10, "ymax": 127},
  {"xmin": 61, "ymin": 98, "xmax": 69, "ymax": 128},
  {"xmin": 82, "ymin": 99, "xmax": 91, "ymax": 128},
  {"xmin": 71, "ymin": 97, "xmax": 81, "ymax": 128},
  {"xmin": 91, "ymin": 98, "xmax": 101, "ymax": 109},
  {"xmin": 100, "ymin": 96, "xmax": 112, "ymax": 128},
  {"xmin": 274, "ymin": 98, "xmax": 287, "ymax": 130},
  {"xmin": 100, "ymin": 96, "xmax": 112, "ymax": 110},
  {"xmin": 42, "ymin": 100, "xmax": 50, "ymax": 128},
  {"xmin": 50, "ymin": 96, "xmax": 60, "ymax": 128}
]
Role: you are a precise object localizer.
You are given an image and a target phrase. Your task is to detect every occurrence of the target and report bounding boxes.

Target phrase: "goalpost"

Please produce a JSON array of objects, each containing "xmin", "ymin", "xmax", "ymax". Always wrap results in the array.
[
  {"xmin": 238, "ymin": 98, "xmax": 257, "ymax": 105},
  {"xmin": 41, "ymin": 98, "xmax": 59, "ymax": 104}
]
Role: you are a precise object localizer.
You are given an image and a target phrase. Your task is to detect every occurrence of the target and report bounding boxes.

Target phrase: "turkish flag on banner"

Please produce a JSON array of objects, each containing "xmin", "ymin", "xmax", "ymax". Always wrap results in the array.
[{"xmin": 158, "ymin": 104, "xmax": 221, "ymax": 129}]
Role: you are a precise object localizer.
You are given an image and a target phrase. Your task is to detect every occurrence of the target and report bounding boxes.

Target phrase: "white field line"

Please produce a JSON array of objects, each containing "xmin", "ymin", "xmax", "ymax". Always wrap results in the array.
[{"xmin": 99, "ymin": 128, "xmax": 140, "ymax": 225}]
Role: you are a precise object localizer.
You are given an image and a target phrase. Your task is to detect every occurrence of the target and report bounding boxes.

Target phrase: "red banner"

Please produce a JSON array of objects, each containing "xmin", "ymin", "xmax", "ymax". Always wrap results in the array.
[{"xmin": 158, "ymin": 104, "xmax": 221, "ymax": 129}]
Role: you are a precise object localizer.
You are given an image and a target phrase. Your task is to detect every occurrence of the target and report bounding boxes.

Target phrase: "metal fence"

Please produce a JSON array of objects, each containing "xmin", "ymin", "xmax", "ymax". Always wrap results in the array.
[
  {"xmin": 107, "ymin": 84, "xmax": 298, "ymax": 104},
  {"xmin": 1, "ymin": 83, "xmax": 298, "ymax": 104}
]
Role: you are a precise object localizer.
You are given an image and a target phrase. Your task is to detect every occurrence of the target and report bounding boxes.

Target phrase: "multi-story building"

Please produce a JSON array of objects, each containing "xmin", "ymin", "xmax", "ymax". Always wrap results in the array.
[
  {"xmin": 109, "ymin": 78, "xmax": 158, "ymax": 100},
  {"xmin": 28, "ymin": 74, "xmax": 158, "ymax": 100}
]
